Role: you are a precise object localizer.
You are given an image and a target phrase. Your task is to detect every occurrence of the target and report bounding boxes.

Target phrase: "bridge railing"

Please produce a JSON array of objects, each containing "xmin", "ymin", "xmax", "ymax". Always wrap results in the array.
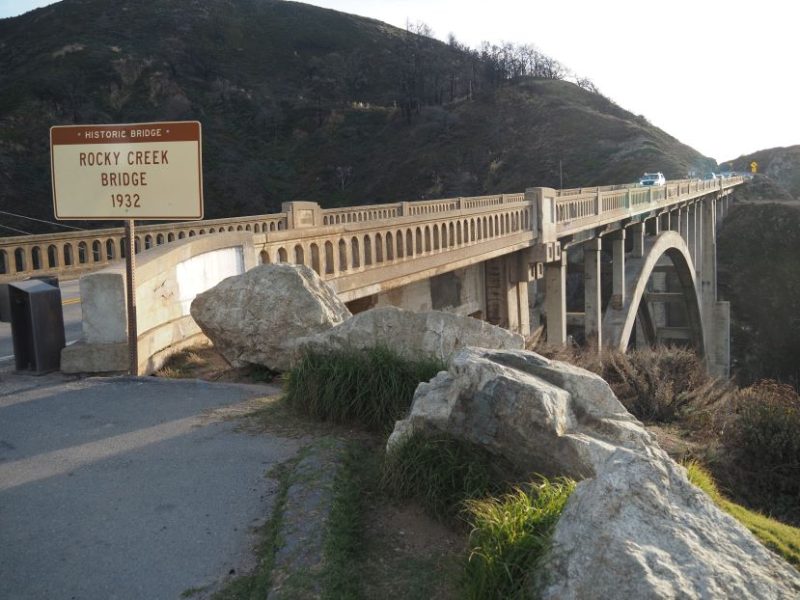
[
  {"xmin": 554, "ymin": 177, "xmax": 743, "ymax": 234},
  {"xmin": 0, "ymin": 177, "xmax": 743, "ymax": 281}
]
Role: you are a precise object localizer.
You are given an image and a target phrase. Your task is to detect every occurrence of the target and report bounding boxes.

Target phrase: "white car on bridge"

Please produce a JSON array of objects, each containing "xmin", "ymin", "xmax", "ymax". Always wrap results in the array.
[{"xmin": 639, "ymin": 172, "xmax": 666, "ymax": 186}]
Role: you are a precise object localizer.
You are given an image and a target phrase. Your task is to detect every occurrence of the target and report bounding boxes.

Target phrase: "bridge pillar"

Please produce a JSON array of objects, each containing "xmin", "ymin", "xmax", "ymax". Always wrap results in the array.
[
  {"xmin": 700, "ymin": 197, "xmax": 730, "ymax": 377},
  {"xmin": 611, "ymin": 230, "xmax": 626, "ymax": 309},
  {"xmin": 631, "ymin": 222, "xmax": 645, "ymax": 258},
  {"xmin": 544, "ymin": 251, "xmax": 567, "ymax": 346},
  {"xmin": 679, "ymin": 207, "xmax": 689, "ymax": 246},
  {"xmin": 646, "ymin": 216, "xmax": 660, "ymax": 236},
  {"xmin": 689, "ymin": 203, "xmax": 697, "ymax": 265},
  {"xmin": 584, "ymin": 238, "xmax": 602, "ymax": 349},
  {"xmin": 281, "ymin": 201, "xmax": 323, "ymax": 229},
  {"xmin": 484, "ymin": 250, "xmax": 531, "ymax": 337}
]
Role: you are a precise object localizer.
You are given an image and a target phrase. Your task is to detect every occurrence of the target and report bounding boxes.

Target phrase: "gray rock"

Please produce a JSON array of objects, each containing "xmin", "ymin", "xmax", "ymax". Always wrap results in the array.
[
  {"xmin": 190, "ymin": 264, "xmax": 350, "ymax": 371},
  {"xmin": 298, "ymin": 306, "xmax": 524, "ymax": 364},
  {"xmin": 538, "ymin": 449, "xmax": 800, "ymax": 599},
  {"xmin": 387, "ymin": 347, "xmax": 649, "ymax": 479},
  {"xmin": 388, "ymin": 348, "xmax": 800, "ymax": 599}
]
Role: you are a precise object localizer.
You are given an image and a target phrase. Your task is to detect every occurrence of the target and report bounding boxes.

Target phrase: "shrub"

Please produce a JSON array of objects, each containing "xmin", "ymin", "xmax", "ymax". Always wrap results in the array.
[
  {"xmin": 462, "ymin": 478, "xmax": 575, "ymax": 599},
  {"xmin": 537, "ymin": 344, "xmax": 731, "ymax": 425},
  {"xmin": 283, "ymin": 346, "xmax": 445, "ymax": 432},
  {"xmin": 724, "ymin": 380, "xmax": 800, "ymax": 516},
  {"xmin": 382, "ymin": 431, "xmax": 499, "ymax": 521}
]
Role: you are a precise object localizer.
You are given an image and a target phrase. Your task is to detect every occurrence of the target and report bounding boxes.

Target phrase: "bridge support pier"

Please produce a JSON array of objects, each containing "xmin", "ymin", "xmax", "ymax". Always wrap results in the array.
[
  {"xmin": 544, "ymin": 251, "xmax": 567, "ymax": 346},
  {"xmin": 584, "ymin": 238, "xmax": 602, "ymax": 350},
  {"xmin": 700, "ymin": 197, "xmax": 730, "ymax": 377},
  {"xmin": 484, "ymin": 250, "xmax": 531, "ymax": 338}
]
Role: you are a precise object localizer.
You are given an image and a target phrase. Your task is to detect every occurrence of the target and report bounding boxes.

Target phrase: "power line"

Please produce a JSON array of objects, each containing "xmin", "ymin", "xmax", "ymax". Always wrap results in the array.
[
  {"xmin": 0, "ymin": 210, "xmax": 85, "ymax": 230},
  {"xmin": 0, "ymin": 222, "xmax": 32, "ymax": 235}
]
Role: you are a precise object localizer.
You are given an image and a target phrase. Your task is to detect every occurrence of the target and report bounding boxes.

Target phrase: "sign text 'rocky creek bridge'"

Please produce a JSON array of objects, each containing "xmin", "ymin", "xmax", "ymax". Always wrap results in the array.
[{"xmin": 1, "ymin": 177, "xmax": 742, "ymax": 376}]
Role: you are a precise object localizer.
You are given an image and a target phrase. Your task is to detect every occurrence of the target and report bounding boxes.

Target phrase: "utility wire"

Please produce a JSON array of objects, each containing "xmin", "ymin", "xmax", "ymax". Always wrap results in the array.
[
  {"xmin": 0, "ymin": 222, "xmax": 32, "ymax": 235},
  {"xmin": 0, "ymin": 209, "xmax": 85, "ymax": 230}
]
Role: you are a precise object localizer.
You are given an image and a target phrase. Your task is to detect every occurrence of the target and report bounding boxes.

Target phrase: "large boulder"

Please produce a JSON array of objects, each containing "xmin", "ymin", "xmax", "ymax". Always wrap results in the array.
[
  {"xmin": 297, "ymin": 306, "xmax": 524, "ymax": 363},
  {"xmin": 388, "ymin": 348, "xmax": 800, "ymax": 598},
  {"xmin": 387, "ymin": 347, "xmax": 648, "ymax": 479},
  {"xmin": 190, "ymin": 264, "xmax": 350, "ymax": 371},
  {"xmin": 538, "ymin": 448, "xmax": 800, "ymax": 599}
]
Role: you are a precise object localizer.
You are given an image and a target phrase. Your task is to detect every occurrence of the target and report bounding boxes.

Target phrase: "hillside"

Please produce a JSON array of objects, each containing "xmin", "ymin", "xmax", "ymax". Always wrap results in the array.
[
  {"xmin": 725, "ymin": 146, "xmax": 800, "ymax": 200},
  {"xmin": 0, "ymin": 0, "xmax": 715, "ymax": 234}
]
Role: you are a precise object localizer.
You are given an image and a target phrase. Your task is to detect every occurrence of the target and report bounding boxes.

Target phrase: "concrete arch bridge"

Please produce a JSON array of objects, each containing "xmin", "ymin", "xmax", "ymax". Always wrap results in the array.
[{"xmin": 0, "ymin": 177, "xmax": 741, "ymax": 376}]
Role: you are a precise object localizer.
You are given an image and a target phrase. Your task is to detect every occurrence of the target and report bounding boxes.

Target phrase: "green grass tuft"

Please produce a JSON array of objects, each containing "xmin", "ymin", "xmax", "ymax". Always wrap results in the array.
[
  {"xmin": 382, "ymin": 431, "xmax": 499, "ymax": 521},
  {"xmin": 283, "ymin": 346, "xmax": 445, "ymax": 432},
  {"xmin": 462, "ymin": 478, "xmax": 576, "ymax": 600},
  {"xmin": 686, "ymin": 460, "xmax": 800, "ymax": 568}
]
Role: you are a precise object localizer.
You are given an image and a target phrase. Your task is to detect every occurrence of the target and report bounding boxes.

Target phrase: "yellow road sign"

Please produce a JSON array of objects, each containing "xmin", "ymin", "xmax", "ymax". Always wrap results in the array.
[{"xmin": 750, "ymin": 161, "xmax": 758, "ymax": 173}]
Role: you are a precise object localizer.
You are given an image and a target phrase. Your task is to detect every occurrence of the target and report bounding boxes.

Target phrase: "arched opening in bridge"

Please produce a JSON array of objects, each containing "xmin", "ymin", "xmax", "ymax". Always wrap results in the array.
[
  {"xmin": 78, "ymin": 242, "xmax": 88, "ymax": 264},
  {"xmin": 64, "ymin": 244, "xmax": 73, "ymax": 266},
  {"xmin": 92, "ymin": 240, "xmax": 102, "ymax": 262},
  {"xmin": 325, "ymin": 241, "xmax": 334, "ymax": 274},
  {"xmin": 375, "ymin": 234, "xmax": 383, "ymax": 263},
  {"xmin": 178, "ymin": 232, "xmax": 185, "ymax": 240},
  {"xmin": 448, "ymin": 223, "xmax": 455, "ymax": 247},
  {"xmin": 144, "ymin": 235, "xmax": 153, "ymax": 250},
  {"xmin": 260, "ymin": 250, "xmax": 270, "ymax": 264},
  {"xmin": 432, "ymin": 225, "xmax": 440, "ymax": 250},
  {"xmin": 189, "ymin": 230, "xmax": 196, "ymax": 237},
  {"xmin": 415, "ymin": 228, "xmax": 422, "ymax": 254},
  {"xmin": 310, "ymin": 244, "xmax": 321, "ymax": 274},
  {"xmin": 106, "ymin": 240, "xmax": 115, "ymax": 260},
  {"xmin": 14, "ymin": 248, "xmax": 25, "ymax": 272},
  {"xmin": 363, "ymin": 235, "xmax": 372, "ymax": 266},
  {"xmin": 294, "ymin": 244, "xmax": 304, "ymax": 265},
  {"xmin": 351, "ymin": 238, "xmax": 360, "ymax": 268},
  {"xmin": 277, "ymin": 247, "xmax": 287, "ymax": 263},
  {"xmin": 0, "ymin": 250, "xmax": 7, "ymax": 274},
  {"xmin": 47, "ymin": 245, "xmax": 58, "ymax": 268},
  {"xmin": 31, "ymin": 246, "xmax": 42, "ymax": 270},
  {"xmin": 395, "ymin": 230, "xmax": 403, "ymax": 259},
  {"xmin": 385, "ymin": 232, "xmax": 394, "ymax": 261},
  {"xmin": 156, "ymin": 234, "xmax": 164, "ymax": 245},
  {"xmin": 338, "ymin": 239, "xmax": 348, "ymax": 271},
  {"xmin": 168, "ymin": 233, "xmax": 175, "ymax": 242}
]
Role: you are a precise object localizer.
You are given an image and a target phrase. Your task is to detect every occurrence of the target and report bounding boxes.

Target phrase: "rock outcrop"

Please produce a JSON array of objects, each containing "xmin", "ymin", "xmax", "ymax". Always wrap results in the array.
[
  {"xmin": 388, "ymin": 348, "xmax": 800, "ymax": 599},
  {"xmin": 298, "ymin": 306, "xmax": 524, "ymax": 363},
  {"xmin": 190, "ymin": 264, "xmax": 350, "ymax": 371}
]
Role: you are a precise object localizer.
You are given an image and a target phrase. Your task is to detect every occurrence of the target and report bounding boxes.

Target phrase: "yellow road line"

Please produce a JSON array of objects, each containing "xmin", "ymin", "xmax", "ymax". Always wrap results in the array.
[{"xmin": 62, "ymin": 297, "xmax": 81, "ymax": 306}]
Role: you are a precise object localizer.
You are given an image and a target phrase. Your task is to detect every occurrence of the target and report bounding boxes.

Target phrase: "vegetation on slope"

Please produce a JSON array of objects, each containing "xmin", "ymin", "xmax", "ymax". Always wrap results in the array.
[
  {"xmin": 686, "ymin": 461, "xmax": 800, "ymax": 568},
  {"xmin": 0, "ymin": 0, "xmax": 714, "ymax": 235},
  {"xmin": 726, "ymin": 146, "xmax": 800, "ymax": 199},
  {"xmin": 717, "ymin": 203, "xmax": 800, "ymax": 388}
]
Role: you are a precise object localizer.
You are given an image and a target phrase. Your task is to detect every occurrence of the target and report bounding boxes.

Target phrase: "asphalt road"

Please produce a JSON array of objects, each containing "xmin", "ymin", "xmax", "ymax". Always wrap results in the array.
[
  {"xmin": 0, "ymin": 372, "xmax": 302, "ymax": 599},
  {"xmin": 0, "ymin": 278, "xmax": 82, "ymax": 363}
]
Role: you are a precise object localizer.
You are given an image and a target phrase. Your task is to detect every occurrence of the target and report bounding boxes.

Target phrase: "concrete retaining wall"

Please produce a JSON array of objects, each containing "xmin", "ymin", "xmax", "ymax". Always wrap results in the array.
[{"xmin": 61, "ymin": 232, "xmax": 256, "ymax": 375}]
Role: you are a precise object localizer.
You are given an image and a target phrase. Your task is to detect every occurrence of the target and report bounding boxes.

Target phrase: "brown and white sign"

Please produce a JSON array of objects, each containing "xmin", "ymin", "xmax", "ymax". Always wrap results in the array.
[{"xmin": 50, "ymin": 121, "xmax": 203, "ymax": 220}]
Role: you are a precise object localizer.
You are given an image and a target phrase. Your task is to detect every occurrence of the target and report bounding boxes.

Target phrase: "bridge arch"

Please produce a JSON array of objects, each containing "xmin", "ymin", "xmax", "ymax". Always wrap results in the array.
[{"xmin": 602, "ymin": 231, "xmax": 704, "ymax": 354}]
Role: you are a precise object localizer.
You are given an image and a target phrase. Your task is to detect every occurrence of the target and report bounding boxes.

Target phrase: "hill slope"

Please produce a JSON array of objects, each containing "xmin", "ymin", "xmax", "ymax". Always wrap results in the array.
[
  {"xmin": 0, "ymin": 0, "xmax": 715, "ymax": 234},
  {"xmin": 725, "ymin": 146, "xmax": 800, "ymax": 200}
]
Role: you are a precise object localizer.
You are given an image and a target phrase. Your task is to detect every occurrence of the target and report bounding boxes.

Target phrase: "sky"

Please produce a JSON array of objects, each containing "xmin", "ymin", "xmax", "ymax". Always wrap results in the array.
[{"xmin": 2, "ymin": 0, "xmax": 798, "ymax": 163}]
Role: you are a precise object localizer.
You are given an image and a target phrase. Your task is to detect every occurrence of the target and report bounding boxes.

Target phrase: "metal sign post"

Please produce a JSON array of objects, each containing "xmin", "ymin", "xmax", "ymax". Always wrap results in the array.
[
  {"xmin": 51, "ymin": 121, "xmax": 203, "ymax": 376},
  {"xmin": 124, "ymin": 219, "xmax": 138, "ymax": 375}
]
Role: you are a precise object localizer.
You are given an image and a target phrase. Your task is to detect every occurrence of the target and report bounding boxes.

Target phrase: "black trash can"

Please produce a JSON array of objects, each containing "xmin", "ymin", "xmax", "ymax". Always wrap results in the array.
[
  {"xmin": 8, "ymin": 279, "xmax": 66, "ymax": 373},
  {"xmin": 0, "ymin": 277, "xmax": 60, "ymax": 323}
]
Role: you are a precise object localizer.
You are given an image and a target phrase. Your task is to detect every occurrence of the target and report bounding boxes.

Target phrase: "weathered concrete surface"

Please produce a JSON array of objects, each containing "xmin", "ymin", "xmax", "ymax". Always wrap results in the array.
[
  {"xmin": 299, "ymin": 306, "xmax": 524, "ymax": 364},
  {"xmin": 388, "ymin": 348, "xmax": 800, "ymax": 598},
  {"xmin": 0, "ymin": 371, "xmax": 302, "ymax": 600},
  {"xmin": 62, "ymin": 232, "xmax": 255, "ymax": 375},
  {"xmin": 191, "ymin": 264, "xmax": 351, "ymax": 371}
]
